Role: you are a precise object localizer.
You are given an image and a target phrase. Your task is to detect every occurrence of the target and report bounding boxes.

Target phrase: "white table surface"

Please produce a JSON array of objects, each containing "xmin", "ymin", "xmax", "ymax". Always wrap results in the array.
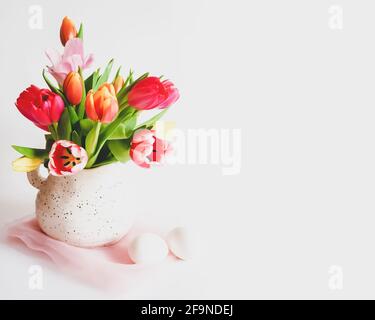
[{"xmin": 2, "ymin": 0, "xmax": 375, "ymax": 300}]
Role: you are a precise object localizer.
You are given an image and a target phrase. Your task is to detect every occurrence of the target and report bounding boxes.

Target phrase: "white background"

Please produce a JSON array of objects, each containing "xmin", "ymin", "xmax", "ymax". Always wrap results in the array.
[{"xmin": 1, "ymin": 0, "xmax": 375, "ymax": 299}]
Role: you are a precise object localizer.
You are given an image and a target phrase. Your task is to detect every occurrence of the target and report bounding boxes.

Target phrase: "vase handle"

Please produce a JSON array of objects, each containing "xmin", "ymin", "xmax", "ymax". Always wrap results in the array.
[{"xmin": 27, "ymin": 166, "xmax": 47, "ymax": 190}]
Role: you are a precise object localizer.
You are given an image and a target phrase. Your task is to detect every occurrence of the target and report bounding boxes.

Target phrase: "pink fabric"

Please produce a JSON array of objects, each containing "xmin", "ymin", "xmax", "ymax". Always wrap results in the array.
[{"xmin": 6, "ymin": 217, "xmax": 178, "ymax": 292}]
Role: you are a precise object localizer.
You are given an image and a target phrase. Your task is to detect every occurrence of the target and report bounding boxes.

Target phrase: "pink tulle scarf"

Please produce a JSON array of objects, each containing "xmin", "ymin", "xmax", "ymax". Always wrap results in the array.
[{"xmin": 6, "ymin": 217, "xmax": 179, "ymax": 292}]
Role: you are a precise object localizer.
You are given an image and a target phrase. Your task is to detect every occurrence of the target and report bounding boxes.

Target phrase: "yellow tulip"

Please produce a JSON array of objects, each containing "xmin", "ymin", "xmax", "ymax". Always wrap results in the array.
[
  {"xmin": 12, "ymin": 157, "xmax": 43, "ymax": 173},
  {"xmin": 113, "ymin": 75, "xmax": 124, "ymax": 94}
]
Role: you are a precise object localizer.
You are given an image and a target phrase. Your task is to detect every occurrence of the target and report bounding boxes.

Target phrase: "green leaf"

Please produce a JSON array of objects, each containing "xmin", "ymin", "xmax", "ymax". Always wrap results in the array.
[
  {"xmin": 57, "ymin": 108, "xmax": 72, "ymax": 141},
  {"xmin": 44, "ymin": 134, "xmax": 53, "ymax": 141},
  {"xmin": 135, "ymin": 109, "xmax": 168, "ymax": 130},
  {"xmin": 100, "ymin": 108, "xmax": 136, "ymax": 142},
  {"xmin": 129, "ymin": 71, "xmax": 135, "ymax": 84},
  {"xmin": 67, "ymin": 105, "xmax": 79, "ymax": 126},
  {"xmin": 48, "ymin": 124, "xmax": 59, "ymax": 141},
  {"xmin": 12, "ymin": 145, "xmax": 49, "ymax": 159},
  {"xmin": 77, "ymin": 23, "xmax": 83, "ymax": 40},
  {"xmin": 85, "ymin": 122, "xmax": 101, "ymax": 160},
  {"xmin": 114, "ymin": 66, "xmax": 122, "ymax": 81},
  {"xmin": 86, "ymin": 68, "xmax": 101, "ymax": 93},
  {"xmin": 91, "ymin": 155, "xmax": 118, "ymax": 168},
  {"xmin": 124, "ymin": 69, "xmax": 134, "ymax": 88},
  {"xmin": 42, "ymin": 70, "xmax": 68, "ymax": 104},
  {"xmin": 108, "ymin": 111, "xmax": 138, "ymax": 140},
  {"xmin": 77, "ymin": 67, "xmax": 87, "ymax": 119},
  {"xmin": 93, "ymin": 68, "xmax": 101, "ymax": 87},
  {"xmin": 45, "ymin": 134, "xmax": 54, "ymax": 151},
  {"xmin": 100, "ymin": 107, "xmax": 136, "ymax": 141},
  {"xmin": 71, "ymin": 131, "xmax": 81, "ymax": 145},
  {"xmin": 85, "ymin": 71, "xmax": 95, "ymax": 93},
  {"xmin": 94, "ymin": 59, "xmax": 114, "ymax": 91},
  {"xmin": 42, "ymin": 69, "xmax": 59, "ymax": 93},
  {"xmin": 86, "ymin": 107, "xmax": 135, "ymax": 167},
  {"xmin": 79, "ymin": 119, "xmax": 95, "ymax": 135},
  {"xmin": 107, "ymin": 139, "xmax": 131, "ymax": 163}
]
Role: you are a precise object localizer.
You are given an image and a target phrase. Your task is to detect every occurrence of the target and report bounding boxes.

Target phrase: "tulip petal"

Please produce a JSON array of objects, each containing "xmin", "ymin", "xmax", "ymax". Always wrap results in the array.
[
  {"xmin": 46, "ymin": 38, "xmax": 93, "ymax": 85},
  {"xmin": 130, "ymin": 129, "xmax": 172, "ymax": 169},
  {"xmin": 12, "ymin": 157, "xmax": 43, "ymax": 173},
  {"xmin": 63, "ymin": 38, "xmax": 84, "ymax": 60},
  {"xmin": 159, "ymin": 81, "xmax": 180, "ymax": 109},
  {"xmin": 84, "ymin": 54, "xmax": 94, "ymax": 68},
  {"xmin": 15, "ymin": 85, "xmax": 65, "ymax": 131},
  {"xmin": 128, "ymin": 77, "xmax": 169, "ymax": 110},
  {"xmin": 85, "ymin": 84, "xmax": 118, "ymax": 123},
  {"xmin": 48, "ymin": 141, "xmax": 88, "ymax": 176},
  {"xmin": 45, "ymin": 48, "xmax": 62, "ymax": 66}
]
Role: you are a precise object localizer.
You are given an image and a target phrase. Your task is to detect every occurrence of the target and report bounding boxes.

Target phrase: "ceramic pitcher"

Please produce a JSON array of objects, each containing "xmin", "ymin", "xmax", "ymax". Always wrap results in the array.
[{"xmin": 27, "ymin": 164, "xmax": 134, "ymax": 248}]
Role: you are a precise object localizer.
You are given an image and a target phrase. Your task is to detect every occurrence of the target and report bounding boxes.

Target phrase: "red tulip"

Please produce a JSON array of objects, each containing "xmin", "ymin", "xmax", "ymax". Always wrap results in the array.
[
  {"xmin": 15, "ymin": 85, "xmax": 65, "ymax": 131},
  {"xmin": 60, "ymin": 16, "xmax": 77, "ymax": 46},
  {"xmin": 63, "ymin": 72, "xmax": 82, "ymax": 105},
  {"xmin": 128, "ymin": 77, "xmax": 180, "ymax": 110},
  {"xmin": 85, "ymin": 83, "xmax": 119, "ymax": 123}
]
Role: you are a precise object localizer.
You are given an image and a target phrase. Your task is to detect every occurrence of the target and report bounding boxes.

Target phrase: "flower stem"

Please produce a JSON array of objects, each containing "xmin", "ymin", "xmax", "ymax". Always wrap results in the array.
[
  {"xmin": 85, "ymin": 121, "xmax": 102, "ymax": 168},
  {"xmin": 48, "ymin": 123, "xmax": 59, "ymax": 141},
  {"xmin": 77, "ymin": 67, "xmax": 86, "ymax": 120}
]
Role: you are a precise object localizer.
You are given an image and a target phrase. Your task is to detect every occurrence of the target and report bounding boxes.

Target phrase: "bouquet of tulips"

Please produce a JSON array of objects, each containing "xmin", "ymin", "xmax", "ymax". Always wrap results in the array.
[{"xmin": 12, "ymin": 17, "xmax": 179, "ymax": 176}]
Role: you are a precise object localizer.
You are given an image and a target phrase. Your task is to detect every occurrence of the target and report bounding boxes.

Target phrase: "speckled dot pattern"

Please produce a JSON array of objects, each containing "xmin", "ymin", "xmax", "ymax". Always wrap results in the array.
[{"xmin": 28, "ymin": 164, "xmax": 134, "ymax": 248}]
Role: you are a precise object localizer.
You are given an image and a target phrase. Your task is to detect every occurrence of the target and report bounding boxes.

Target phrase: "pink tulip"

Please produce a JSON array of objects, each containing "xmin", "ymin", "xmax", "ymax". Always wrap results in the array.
[
  {"xmin": 130, "ymin": 129, "xmax": 173, "ymax": 168},
  {"xmin": 15, "ymin": 85, "xmax": 65, "ymax": 131},
  {"xmin": 49, "ymin": 140, "xmax": 88, "ymax": 176},
  {"xmin": 128, "ymin": 77, "xmax": 180, "ymax": 110},
  {"xmin": 46, "ymin": 38, "xmax": 94, "ymax": 85}
]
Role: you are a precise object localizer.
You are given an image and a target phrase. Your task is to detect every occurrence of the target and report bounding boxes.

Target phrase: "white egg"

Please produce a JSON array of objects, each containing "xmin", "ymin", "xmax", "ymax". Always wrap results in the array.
[
  {"xmin": 167, "ymin": 227, "xmax": 196, "ymax": 260},
  {"xmin": 128, "ymin": 233, "xmax": 169, "ymax": 265}
]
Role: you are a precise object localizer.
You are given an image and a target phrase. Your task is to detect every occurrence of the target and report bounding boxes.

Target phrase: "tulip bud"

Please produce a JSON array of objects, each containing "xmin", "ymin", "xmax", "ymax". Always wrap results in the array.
[
  {"xmin": 63, "ymin": 72, "xmax": 83, "ymax": 105},
  {"xmin": 12, "ymin": 157, "xmax": 43, "ymax": 173},
  {"xmin": 113, "ymin": 75, "xmax": 124, "ymax": 94},
  {"xmin": 60, "ymin": 16, "xmax": 77, "ymax": 46}
]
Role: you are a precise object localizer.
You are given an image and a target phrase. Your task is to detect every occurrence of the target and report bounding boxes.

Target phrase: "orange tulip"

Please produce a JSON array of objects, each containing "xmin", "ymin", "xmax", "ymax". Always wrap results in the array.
[
  {"xmin": 60, "ymin": 16, "xmax": 77, "ymax": 46},
  {"xmin": 113, "ymin": 75, "xmax": 124, "ymax": 94},
  {"xmin": 63, "ymin": 72, "xmax": 83, "ymax": 105},
  {"xmin": 85, "ymin": 84, "xmax": 119, "ymax": 123}
]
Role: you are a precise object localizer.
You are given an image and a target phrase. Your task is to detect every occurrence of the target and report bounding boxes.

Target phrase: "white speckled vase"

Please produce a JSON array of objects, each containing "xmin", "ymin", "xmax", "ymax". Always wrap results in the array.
[{"xmin": 27, "ymin": 164, "xmax": 134, "ymax": 248}]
